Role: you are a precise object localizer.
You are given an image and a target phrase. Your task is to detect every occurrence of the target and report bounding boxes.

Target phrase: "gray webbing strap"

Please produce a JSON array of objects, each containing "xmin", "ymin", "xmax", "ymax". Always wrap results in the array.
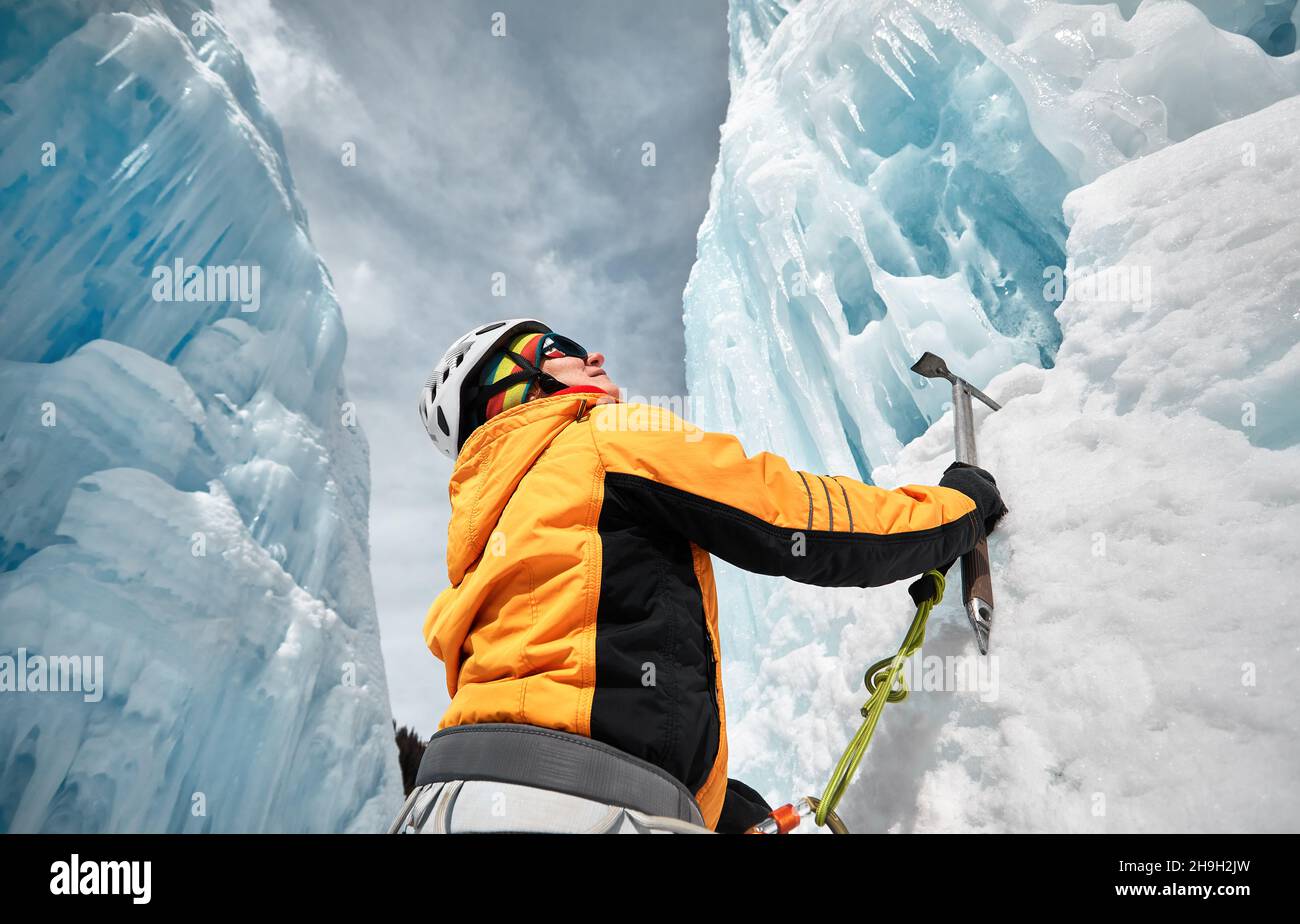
[{"xmin": 415, "ymin": 723, "xmax": 705, "ymax": 826}]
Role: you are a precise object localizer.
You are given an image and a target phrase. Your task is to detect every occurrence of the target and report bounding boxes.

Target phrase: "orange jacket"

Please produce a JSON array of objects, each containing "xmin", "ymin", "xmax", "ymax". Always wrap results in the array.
[{"xmin": 424, "ymin": 390, "xmax": 982, "ymax": 830}]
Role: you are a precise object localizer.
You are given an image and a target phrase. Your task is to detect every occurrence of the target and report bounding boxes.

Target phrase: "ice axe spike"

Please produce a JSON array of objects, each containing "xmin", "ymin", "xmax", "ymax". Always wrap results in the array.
[{"xmin": 910, "ymin": 351, "xmax": 1000, "ymax": 654}]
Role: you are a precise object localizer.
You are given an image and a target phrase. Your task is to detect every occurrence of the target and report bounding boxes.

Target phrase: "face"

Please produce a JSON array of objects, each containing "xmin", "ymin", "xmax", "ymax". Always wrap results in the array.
[{"xmin": 540, "ymin": 348, "xmax": 620, "ymax": 400}]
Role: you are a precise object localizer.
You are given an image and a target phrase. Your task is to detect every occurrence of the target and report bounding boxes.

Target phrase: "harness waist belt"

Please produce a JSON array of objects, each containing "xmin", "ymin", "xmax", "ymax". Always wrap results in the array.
[{"xmin": 414, "ymin": 723, "xmax": 705, "ymax": 826}]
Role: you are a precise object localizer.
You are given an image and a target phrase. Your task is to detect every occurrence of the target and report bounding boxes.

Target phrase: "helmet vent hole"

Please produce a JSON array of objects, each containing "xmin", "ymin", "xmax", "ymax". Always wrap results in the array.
[{"xmin": 436, "ymin": 406, "xmax": 450, "ymax": 436}]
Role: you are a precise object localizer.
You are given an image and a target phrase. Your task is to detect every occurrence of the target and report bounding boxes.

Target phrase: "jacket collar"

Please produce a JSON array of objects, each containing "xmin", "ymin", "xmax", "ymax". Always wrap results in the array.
[{"xmin": 446, "ymin": 391, "xmax": 611, "ymax": 584}]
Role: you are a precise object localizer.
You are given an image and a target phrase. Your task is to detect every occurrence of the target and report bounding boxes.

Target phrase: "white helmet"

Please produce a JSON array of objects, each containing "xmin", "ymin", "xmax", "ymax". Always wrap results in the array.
[{"xmin": 418, "ymin": 318, "xmax": 555, "ymax": 458}]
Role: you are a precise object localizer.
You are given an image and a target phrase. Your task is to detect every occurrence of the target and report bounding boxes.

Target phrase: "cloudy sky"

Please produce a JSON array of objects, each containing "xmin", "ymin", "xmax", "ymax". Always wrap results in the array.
[{"xmin": 213, "ymin": 0, "xmax": 731, "ymax": 731}]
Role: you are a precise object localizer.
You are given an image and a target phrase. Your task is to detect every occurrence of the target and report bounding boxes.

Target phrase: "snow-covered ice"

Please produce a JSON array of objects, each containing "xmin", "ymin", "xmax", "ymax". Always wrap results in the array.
[
  {"xmin": 0, "ymin": 1, "xmax": 402, "ymax": 832},
  {"xmin": 690, "ymin": 0, "xmax": 1300, "ymax": 831},
  {"xmin": 4, "ymin": 0, "xmax": 1296, "ymax": 835}
]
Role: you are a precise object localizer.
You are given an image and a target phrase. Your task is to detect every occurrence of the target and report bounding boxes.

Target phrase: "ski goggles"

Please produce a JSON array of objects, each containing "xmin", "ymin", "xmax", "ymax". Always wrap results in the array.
[{"xmin": 536, "ymin": 332, "xmax": 588, "ymax": 363}]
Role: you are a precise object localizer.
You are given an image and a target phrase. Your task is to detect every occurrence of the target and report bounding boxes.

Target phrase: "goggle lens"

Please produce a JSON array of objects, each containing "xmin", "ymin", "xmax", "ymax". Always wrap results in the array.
[{"xmin": 539, "ymin": 333, "xmax": 588, "ymax": 362}]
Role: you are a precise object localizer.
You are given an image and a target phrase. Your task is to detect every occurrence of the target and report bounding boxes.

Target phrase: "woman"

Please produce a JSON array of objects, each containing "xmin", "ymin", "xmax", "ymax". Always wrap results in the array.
[{"xmin": 395, "ymin": 318, "xmax": 1007, "ymax": 833}]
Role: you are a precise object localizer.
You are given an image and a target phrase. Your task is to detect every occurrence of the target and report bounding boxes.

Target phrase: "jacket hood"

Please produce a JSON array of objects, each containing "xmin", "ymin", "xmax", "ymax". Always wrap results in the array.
[{"xmin": 444, "ymin": 391, "xmax": 603, "ymax": 585}]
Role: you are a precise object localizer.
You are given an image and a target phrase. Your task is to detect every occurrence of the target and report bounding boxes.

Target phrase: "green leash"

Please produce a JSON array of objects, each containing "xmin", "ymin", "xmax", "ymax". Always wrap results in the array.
[{"xmin": 814, "ymin": 569, "xmax": 946, "ymax": 829}]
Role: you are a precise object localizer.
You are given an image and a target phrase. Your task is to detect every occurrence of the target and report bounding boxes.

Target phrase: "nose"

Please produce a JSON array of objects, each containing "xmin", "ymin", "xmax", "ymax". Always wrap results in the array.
[{"xmin": 586, "ymin": 352, "xmax": 605, "ymax": 369}]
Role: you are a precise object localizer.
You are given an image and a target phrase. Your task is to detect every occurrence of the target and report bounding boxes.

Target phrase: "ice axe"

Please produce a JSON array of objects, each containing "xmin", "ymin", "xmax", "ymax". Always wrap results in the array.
[{"xmin": 909, "ymin": 351, "xmax": 1001, "ymax": 654}]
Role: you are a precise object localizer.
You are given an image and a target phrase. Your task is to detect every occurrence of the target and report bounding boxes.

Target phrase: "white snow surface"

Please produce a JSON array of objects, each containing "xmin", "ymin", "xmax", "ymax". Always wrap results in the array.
[
  {"xmin": 694, "ymin": 0, "xmax": 1300, "ymax": 832},
  {"xmin": 869, "ymin": 97, "xmax": 1300, "ymax": 832}
]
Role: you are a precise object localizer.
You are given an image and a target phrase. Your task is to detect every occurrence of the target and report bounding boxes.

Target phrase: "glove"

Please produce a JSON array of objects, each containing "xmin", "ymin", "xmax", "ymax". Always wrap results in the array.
[
  {"xmin": 938, "ymin": 460, "xmax": 1008, "ymax": 539},
  {"xmin": 909, "ymin": 463, "xmax": 1008, "ymax": 608},
  {"xmin": 714, "ymin": 777, "xmax": 775, "ymax": 834},
  {"xmin": 907, "ymin": 561, "xmax": 954, "ymax": 608}
]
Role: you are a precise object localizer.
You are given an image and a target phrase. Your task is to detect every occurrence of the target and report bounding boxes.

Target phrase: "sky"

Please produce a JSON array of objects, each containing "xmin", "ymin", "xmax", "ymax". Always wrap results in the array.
[{"xmin": 213, "ymin": 0, "xmax": 731, "ymax": 732}]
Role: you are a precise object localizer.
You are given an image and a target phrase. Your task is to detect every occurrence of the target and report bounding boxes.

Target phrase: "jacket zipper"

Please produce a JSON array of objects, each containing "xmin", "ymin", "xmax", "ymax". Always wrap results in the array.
[{"xmin": 703, "ymin": 621, "xmax": 719, "ymax": 713}]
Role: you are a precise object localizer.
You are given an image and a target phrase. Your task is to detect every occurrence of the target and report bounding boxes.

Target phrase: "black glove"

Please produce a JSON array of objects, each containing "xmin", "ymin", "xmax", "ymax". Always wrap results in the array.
[
  {"xmin": 908, "ymin": 558, "xmax": 956, "ymax": 607},
  {"xmin": 938, "ymin": 460, "xmax": 1008, "ymax": 539},
  {"xmin": 714, "ymin": 778, "xmax": 774, "ymax": 834},
  {"xmin": 909, "ymin": 463, "xmax": 1008, "ymax": 607}
]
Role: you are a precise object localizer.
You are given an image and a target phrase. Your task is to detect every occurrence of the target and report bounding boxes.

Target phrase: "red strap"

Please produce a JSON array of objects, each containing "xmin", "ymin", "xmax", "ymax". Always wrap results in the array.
[{"xmin": 550, "ymin": 385, "xmax": 617, "ymax": 400}]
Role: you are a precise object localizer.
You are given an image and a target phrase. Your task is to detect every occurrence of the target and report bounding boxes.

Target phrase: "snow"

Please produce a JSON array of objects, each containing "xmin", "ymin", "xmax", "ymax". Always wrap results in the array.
[
  {"xmin": 691, "ymin": 1, "xmax": 1300, "ymax": 831},
  {"xmin": 0, "ymin": 1, "xmax": 402, "ymax": 832},
  {"xmin": 881, "ymin": 98, "xmax": 1300, "ymax": 832}
]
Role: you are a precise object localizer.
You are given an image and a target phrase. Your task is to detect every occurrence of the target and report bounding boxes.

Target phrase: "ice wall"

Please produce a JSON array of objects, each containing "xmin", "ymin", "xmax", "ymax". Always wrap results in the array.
[
  {"xmin": 688, "ymin": 0, "xmax": 1300, "ymax": 829},
  {"xmin": 689, "ymin": 0, "xmax": 1300, "ymax": 485},
  {"xmin": 0, "ymin": 0, "xmax": 403, "ymax": 832}
]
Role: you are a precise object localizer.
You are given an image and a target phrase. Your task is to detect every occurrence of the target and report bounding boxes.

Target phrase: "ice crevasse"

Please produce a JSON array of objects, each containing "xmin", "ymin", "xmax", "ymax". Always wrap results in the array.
[
  {"xmin": 0, "ymin": 1, "xmax": 403, "ymax": 832},
  {"xmin": 685, "ymin": 0, "xmax": 1300, "ymax": 831}
]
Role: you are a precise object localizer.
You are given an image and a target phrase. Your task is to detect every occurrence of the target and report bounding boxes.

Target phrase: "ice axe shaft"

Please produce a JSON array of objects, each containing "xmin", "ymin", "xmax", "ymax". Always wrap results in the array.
[{"xmin": 909, "ymin": 351, "xmax": 999, "ymax": 654}]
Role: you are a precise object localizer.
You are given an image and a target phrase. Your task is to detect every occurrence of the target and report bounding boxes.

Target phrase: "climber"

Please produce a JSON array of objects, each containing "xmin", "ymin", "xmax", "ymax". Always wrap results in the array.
[{"xmin": 394, "ymin": 318, "xmax": 1007, "ymax": 834}]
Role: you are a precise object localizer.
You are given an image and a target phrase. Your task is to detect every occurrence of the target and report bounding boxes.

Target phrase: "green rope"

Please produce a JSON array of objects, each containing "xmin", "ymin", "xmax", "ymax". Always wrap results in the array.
[{"xmin": 814, "ymin": 569, "xmax": 946, "ymax": 829}]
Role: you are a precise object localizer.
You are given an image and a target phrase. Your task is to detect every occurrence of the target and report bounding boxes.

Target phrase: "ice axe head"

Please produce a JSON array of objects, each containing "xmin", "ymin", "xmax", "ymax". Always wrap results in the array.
[
  {"xmin": 910, "ymin": 351, "xmax": 1001, "ymax": 412},
  {"xmin": 910, "ymin": 351, "xmax": 953, "ymax": 383}
]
